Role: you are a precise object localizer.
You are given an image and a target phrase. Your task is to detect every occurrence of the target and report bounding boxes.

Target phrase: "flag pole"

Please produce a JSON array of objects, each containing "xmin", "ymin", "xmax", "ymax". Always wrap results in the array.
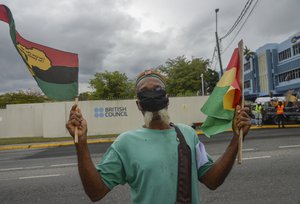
[
  {"xmin": 237, "ymin": 40, "xmax": 244, "ymax": 164},
  {"xmin": 74, "ymin": 97, "xmax": 79, "ymax": 143}
]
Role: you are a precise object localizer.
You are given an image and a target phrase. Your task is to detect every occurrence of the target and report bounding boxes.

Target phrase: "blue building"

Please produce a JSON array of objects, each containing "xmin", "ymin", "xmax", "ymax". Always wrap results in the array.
[{"xmin": 244, "ymin": 32, "xmax": 300, "ymax": 100}]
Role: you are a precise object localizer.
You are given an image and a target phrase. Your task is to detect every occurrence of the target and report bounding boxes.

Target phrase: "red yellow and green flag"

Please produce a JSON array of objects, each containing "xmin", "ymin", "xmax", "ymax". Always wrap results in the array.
[
  {"xmin": 200, "ymin": 48, "xmax": 241, "ymax": 137},
  {"xmin": 0, "ymin": 4, "xmax": 78, "ymax": 101}
]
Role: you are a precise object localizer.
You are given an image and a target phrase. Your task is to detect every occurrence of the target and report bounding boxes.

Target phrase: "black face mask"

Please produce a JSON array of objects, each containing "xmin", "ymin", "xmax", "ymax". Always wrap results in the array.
[{"xmin": 137, "ymin": 88, "xmax": 169, "ymax": 112}]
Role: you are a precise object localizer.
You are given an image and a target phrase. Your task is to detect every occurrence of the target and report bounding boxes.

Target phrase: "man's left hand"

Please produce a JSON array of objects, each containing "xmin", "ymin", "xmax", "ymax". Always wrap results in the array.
[{"xmin": 233, "ymin": 105, "xmax": 251, "ymax": 138}]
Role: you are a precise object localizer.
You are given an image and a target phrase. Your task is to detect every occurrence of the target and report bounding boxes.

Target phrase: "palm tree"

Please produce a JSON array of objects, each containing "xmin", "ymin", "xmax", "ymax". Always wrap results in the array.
[{"xmin": 244, "ymin": 46, "xmax": 256, "ymax": 62}]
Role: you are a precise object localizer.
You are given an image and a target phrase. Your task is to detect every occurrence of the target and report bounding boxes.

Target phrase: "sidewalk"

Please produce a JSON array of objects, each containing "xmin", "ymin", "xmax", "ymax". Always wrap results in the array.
[{"xmin": 1, "ymin": 124, "xmax": 299, "ymax": 151}]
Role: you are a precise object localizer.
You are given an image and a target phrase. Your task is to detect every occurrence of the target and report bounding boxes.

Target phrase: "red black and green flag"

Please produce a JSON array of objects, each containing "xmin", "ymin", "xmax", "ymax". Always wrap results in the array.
[{"xmin": 0, "ymin": 4, "xmax": 78, "ymax": 101}]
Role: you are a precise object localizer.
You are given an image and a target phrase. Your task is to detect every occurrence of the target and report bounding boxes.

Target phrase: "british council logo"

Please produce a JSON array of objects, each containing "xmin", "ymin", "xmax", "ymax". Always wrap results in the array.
[{"xmin": 94, "ymin": 107, "xmax": 104, "ymax": 118}]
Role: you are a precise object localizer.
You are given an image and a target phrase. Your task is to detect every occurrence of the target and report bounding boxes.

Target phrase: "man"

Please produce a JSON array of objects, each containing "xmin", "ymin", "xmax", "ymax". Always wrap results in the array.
[
  {"xmin": 66, "ymin": 70, "xmax": 251, "ymax": 204},
  {"xmin": 276, "ymin": 101, "xmax": 285, "ymax": 128},
  {"xmin": 255, "ymin": 102, "xmax": 263, "ymax": 127}
]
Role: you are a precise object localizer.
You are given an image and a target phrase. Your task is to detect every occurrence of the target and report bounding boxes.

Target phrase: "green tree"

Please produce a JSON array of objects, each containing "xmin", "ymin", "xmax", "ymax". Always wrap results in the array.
[
  {"xmin": 89, "ymin": 71, "xmax": 135, "ymax": 99},
  {"xmin": 244, "ymin": 46, "xmax": 256, "ymax": 62},
  {"xmin": 204, "ymin": 69, "xmax": 219, "ymax": 95},
  {"xmin": 158, "ymin": 56, "xmax": 217, "ymax": 96},
  {"xmin": 78, "ymin": 92, "xmax": 92, "ymax": 101},
  {"xmin": 0, "ymin": 90, "xmax": 51, "ymax": 108}
]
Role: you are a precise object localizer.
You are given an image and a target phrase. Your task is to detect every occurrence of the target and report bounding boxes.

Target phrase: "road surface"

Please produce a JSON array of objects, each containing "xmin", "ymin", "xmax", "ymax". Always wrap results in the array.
[{"xmin": 0, "ymin": 128, "xmax": 299, "ymax": 204}]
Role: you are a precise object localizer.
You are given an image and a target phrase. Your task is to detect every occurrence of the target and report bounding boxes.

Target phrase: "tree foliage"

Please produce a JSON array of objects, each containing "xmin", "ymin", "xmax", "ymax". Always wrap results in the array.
[
  {"xmin": 204, "ymin": 68, "xmax": 219, "ymax": 95},
  {"xmin": 78, "ymin": 92, "xmax": 92, "ymax": 101},
  {"xmin": 0, "ymin": 57, "xmax": 219, "ymax": 105},
  {"xmin": 158, "ymin": 56, "xmax": 218, "ymax": 96},
  {"xmin": 244, "ymin": 46, "xmax": 256, "ymax": 62},
  {"xmin": 88, "ymin": 71, "xmax": 135, "ymax": 99},
  {"xmin": 0, "ymin": 90, "xmax": 51, "ymax": 108}
]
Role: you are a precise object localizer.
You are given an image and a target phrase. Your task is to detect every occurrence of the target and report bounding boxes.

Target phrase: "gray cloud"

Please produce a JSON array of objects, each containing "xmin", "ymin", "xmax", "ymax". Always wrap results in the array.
[{"xmin": 0, "ymin": 0, "xmax": 299, "ymax": 94}]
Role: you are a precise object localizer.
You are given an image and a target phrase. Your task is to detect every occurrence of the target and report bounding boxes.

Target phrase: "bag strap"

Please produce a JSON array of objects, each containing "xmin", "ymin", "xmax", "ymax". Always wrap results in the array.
[{"xmin": 170, "ymin": 123, "xmax": 192, "ymax": 204}]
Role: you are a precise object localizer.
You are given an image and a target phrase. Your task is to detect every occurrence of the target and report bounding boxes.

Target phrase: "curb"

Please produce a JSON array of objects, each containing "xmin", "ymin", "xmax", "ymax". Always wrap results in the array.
[
  {"xmin": 1, "ymin": 124, "xmax": 299, "ymax": 151},
  {"xmin": 0, "ymin": 138, "xmax": 116, "ymax": 151},
  {"xmin": 196, "ymin": 124, "xmax": 300, "ymax": 135}
]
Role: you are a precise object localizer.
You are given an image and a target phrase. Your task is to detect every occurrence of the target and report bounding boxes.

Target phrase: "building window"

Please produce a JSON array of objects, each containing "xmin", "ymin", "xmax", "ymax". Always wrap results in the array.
[
  {"xmin": 278, "ymin": 48, "xmax": 291, "ymax": 61},
  {"xmin": 244, "ymin": 62, "xmax": 251, "ymax": 72},
  {"xmin": 292, "ymin": 43, "xmax": 300, "ymax": 56},
  {"xmin": 244, "ymin": 80, "xmax": 251, "ymax": 89},
  {"xmin": 278, "ymin": 67, "xmax": 300, "ymax": 83}
]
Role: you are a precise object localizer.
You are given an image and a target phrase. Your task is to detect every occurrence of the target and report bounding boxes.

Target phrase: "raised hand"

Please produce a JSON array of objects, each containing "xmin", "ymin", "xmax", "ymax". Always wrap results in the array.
[
  {"xmin": 233, "ymin": 105, "xmax": 251, "ymax": 138},
  {"xmin": 66, "ymin": 104, "xmax": 88, "ymax": 142}
]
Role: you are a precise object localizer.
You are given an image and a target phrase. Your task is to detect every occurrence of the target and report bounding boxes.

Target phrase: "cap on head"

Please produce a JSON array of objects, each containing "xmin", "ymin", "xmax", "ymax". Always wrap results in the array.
[{"xmin": 135, "ymin": 70, "xmax": 166, "ymax": 88}]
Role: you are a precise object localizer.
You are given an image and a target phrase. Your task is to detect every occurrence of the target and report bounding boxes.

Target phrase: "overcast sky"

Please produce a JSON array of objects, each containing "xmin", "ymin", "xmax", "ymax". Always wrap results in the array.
[{"xmin": 0, "ymin": 0, "xmax": 299, "ymax": 94}]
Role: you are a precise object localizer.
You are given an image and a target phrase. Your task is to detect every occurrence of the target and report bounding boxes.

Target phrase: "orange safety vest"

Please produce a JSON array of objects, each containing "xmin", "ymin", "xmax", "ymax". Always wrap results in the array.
[{"xmin": 276, "ymin": 105, "xmax": 284, "ymax": 115}]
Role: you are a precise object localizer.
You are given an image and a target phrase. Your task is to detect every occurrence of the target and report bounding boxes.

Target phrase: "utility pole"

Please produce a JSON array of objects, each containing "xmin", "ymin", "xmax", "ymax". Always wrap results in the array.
[{"xmin": 215, "ymin": 8, "xmax": 223, "ymax": 76}]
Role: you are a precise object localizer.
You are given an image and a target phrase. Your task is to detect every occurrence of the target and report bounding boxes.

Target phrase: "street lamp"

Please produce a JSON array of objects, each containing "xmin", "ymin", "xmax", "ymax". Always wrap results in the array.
[
  {"xmin": 215, "ymin": 8, "xmax": 219, "ymax": 32},
  {"xmin": 200, "ymin": 73, "xmax": 204, "ymax": 96},
  {"xmin": 215, "ymin": 8, "xmax": 223, "ymax": 77}
]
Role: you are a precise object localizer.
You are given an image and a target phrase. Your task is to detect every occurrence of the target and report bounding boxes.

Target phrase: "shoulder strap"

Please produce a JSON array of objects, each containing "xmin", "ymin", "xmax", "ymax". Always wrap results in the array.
[{"xmin": 170, "ymin": 123, "xmax": 192, "ymax": 204}]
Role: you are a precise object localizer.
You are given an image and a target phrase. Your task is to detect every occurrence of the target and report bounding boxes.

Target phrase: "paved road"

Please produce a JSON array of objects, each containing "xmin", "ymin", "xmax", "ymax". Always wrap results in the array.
[
  {"xmin": 0, "ymin": 128, "xmax": 299, "ymax": 204},
  {"xmin": 199, "ymin": 128, "xmax": 300, "ymax": 204}
]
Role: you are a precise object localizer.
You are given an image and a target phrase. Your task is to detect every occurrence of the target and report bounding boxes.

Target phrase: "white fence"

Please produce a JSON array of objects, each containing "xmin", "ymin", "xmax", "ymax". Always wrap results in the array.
[{"xmin": 0, "ymin": 96, "xmax": 209, "ymax": 138}]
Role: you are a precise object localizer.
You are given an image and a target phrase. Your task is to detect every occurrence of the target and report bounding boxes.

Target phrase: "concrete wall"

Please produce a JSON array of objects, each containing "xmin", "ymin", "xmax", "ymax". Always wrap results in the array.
[
  {"xmin": 0, "ymin": 104, "xmax": 43, "ymax": 138},
  {"xmin": 0, "ymin": 109, "xmax": 7, "ymax": 137},
  {"xmin": 0, "ymin": 96, "xmax": 209, "ymax": 138}
]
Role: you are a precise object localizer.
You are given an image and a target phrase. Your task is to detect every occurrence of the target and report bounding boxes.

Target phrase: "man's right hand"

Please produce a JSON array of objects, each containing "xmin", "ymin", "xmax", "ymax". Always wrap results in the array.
[{"xmin": 66, "ymin": 104, "xmax": 88, "ymax": 142}]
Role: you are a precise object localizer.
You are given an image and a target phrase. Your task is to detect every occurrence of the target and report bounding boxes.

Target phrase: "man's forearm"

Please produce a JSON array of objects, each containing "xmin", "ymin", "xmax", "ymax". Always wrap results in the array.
[
  {"xmin": 76, "ymin": 141, "xmax": 110, "ymax": 201},
  {"xmin": 200, "ymin": 135, "xmax": 239, "ymax": 190}
]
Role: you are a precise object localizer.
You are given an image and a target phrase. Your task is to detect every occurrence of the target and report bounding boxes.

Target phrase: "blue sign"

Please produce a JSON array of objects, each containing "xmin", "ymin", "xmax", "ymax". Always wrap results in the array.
[
  {"xmin": 94, "ymin": 106, "xmax": 128, "ymax": 118},
  {"xmin": 291, "ymin": 35, "xmax": 300, "ymax": 43}
]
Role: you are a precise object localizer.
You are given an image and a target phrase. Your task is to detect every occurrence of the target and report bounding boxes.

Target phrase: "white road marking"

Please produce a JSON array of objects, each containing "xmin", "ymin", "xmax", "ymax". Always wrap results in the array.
[
  {"xmin": 19, "ymin": 174, "xmax": 61, "ymax": 180},
  {"xmin": 50, "ymin": 163, "xmax": 77, "ymax": 167},
  {"xmin": 243, "ymin": 148, "xmax": 255, "ymax": 152},
  {"xmin": 0, "ymin": 162, "xmax": 77, "ymax": 172},
  {"xmin": 24, "ymin": 166, "xmax": 45, "ymax": 169},
  {"xmin": 279, "ymin": 144, "xmax": 300, "ymax": 149},
  {"xmin": 243, "ymin": 155, "xmax": 271, "ymax": 160},
  {"xmin": 0, "ymin": 167, "xmax": 23, "ymax": 171}
]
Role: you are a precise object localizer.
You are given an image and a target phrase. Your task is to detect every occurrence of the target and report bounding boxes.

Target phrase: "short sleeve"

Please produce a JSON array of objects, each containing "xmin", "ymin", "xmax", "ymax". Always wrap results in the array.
[
  {"xmin": 96, "ymin": 147, "xmax": 126, "ymax": 189},
  {"xmin": 197, "ymin": 154, "xmax": 214, "ymax": 179},
  {"xmin": 193, "ymin": 134, "xmax": 214, "ymax": 179}
]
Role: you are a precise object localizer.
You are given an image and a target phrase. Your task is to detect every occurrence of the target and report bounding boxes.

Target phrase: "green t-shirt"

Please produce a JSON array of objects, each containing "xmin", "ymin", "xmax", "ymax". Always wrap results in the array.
[{"xmin": 96, "ymin": 123, "xmax": 214, "ymax": 204}]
